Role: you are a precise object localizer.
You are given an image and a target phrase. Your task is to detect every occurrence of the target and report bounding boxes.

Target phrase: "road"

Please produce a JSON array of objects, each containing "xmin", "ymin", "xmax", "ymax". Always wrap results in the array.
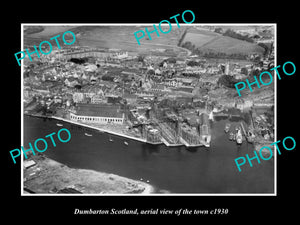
[{"xmin": 123, "ymin": 41, "xmax": 192, "ymax": 57}]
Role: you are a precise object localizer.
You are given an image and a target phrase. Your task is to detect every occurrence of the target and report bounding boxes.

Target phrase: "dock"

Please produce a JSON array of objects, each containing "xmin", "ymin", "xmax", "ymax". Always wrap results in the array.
[
  {"xmin": 240, "ymin": 121, "xmax": 249, "ymax": 142},
  {"xmin": 179, "ymin": 137, "xmax": 204, "ymax": 148},
  {"xmin": 50, "ymin": 116, "xmax": 148, "ymax": 143}
]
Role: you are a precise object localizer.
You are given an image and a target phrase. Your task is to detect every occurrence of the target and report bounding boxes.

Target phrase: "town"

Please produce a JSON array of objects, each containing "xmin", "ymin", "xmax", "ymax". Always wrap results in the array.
[{"xmin": 23, "ymin": 25, "xmax": 275, "ymax": 153}]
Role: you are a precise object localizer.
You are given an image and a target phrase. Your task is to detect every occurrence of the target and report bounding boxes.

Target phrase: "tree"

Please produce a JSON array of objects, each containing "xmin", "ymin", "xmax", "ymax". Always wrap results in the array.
[
  {"xmin": 166, "ymin": 57, "xmax": 176, "ymax": 63},
  {"xmin": 137, "ymin": 55, "xmax": 145, "ymax": 63},
  {"xmin": 223, "ymin": 29, "xmax": 254, "ymax": 43},
  {"xmin": 218, "ymin": 75, "xmax": 238, "ymax": 88},
  {"xmin": 214, "ymin": 27, "xmax": 223, "ymax": 34},
  {"xmin": 181, "ymin": 41, "xmax": 194, "ymax": 51},
  {"xmin": 241, "ymin": 67, "xmax": 248, "ymax": 75},
  {"xmin": 187, "ymin": 60, "xmax": 200, "ymax": 67}
]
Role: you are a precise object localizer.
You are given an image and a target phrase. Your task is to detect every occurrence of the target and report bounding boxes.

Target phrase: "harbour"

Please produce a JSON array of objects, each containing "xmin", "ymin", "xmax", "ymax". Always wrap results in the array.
[{"xmin": 24, "ymin": 114, "xmax": 274, "ymax": 194}]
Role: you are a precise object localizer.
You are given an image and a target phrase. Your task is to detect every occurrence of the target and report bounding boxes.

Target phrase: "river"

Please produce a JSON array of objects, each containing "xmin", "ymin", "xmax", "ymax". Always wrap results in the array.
[{"xmin": 24, "ymin": 115, "xmax": 274, "ymax": 194}]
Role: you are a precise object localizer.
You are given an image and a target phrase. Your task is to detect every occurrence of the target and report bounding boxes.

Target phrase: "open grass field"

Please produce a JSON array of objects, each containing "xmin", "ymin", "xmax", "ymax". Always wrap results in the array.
[
  {"xmin": 181, "ymin": 27, "xmax": 265, "ymax": 56},
  {"xmin": 26, "ymin": 25, "xmax": 78, "ymax": 38},
  {"xmin": 23, "ymin": 25, "xmax": 265, "ymax": 57},
  {"xmin": 184, "ymin": 32, "xmax": 218, "ymax": 47},
  {"xmin": 198, "ymin": 36, "xmax": 265, "ymax": 55},
  {"xmin": 71, "ymin": 25, "xmax": 183, "ymax": 47},
  {"xmin": 24, "ymin": 25, "xmax": 187, "ymax": 56}
]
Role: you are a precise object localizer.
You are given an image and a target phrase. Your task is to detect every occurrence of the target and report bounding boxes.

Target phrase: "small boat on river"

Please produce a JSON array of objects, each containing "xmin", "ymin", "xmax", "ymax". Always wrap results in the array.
[
  {"xmin": 85, "ymin": 133, "xmax": 92, "ymax": 137},
  {"xmin": 236, "ymin": 128, "xmax": 242, "ymax": 145},
  {"xmin": 229, "ymin": 132, "xmax": 234, "ymax": 141},
  {"xmin": 56, "ymin": 123, "xmax": 63, "ymax": 127}
]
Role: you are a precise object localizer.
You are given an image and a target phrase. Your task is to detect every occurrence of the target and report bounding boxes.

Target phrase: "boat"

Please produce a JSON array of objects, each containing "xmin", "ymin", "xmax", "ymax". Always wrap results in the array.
[
  {"xmin": 209, "ymin": 111, "xmax": 214, "ymax": 121},
  {"xmin": 247, "ymin": 130, "xmax": 255, "ymax": 143},
  {"xmin": 56, "ymin": 123, "xmax": 63, "ymax": 127},
  {"xmin": 224, "ymin": 123, "xmax": 231, "ymax": 133},
  {"xmin": 109, "ymin": 137, "xmax": 113, "ymax": 142},
  {"xmin": 236, "ymin": 128, "xmax": 242, "ymax": 145},
  {"xmin": 229, "ymin": 132, "xmax": 234, "ymax": 141},
  {"xmin": 85, "ymin": 133, "xmax": 92, "ymax": 137},
  {"xmin": 203, "ymin": 136, "xmax": 211, "ymax": 147},
  {"xmin": 124, "ymin": 141, "xmax": 129, "ymax": 146}
]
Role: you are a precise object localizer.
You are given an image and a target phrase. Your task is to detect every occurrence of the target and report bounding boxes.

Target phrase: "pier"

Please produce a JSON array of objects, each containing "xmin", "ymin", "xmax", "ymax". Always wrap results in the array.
[{"xmin": 240, "ymin": 122, "xmax": 247, "ymax": 138}]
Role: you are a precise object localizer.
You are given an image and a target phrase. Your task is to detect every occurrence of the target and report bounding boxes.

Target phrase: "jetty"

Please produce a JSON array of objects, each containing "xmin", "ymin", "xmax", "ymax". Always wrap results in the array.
[{"xmin": 240, "ymin": 121, "xmax": 251, "ymax": 143}]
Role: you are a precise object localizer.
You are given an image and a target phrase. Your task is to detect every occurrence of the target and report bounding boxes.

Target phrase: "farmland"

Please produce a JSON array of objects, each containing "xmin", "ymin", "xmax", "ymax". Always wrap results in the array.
[
  {"xmin": 24, "ymin": 25, "xmax": 188, "ymax": 57},
  {"xmin": 180, "ymin": 27, "xmax": 265, "ymax": 56},
  {"xmin": 23, "ymin": 25, "xmax": 265, "ymax": 58}
]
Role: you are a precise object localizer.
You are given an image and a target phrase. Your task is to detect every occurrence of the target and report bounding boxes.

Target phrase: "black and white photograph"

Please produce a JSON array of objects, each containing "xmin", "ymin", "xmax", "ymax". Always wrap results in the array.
[
  {"xmin": 21, "ymin": 24, "xmax": 275, "ymax": 195},
  {"xmin": 4, "ymin": 4, "xmax": 298, "ymax": 221}
]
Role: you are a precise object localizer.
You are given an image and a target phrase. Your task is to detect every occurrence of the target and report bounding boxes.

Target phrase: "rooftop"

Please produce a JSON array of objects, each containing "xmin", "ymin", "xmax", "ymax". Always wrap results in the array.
[{"xmin": 74, "ymin": 103, "xmax": 123, "ymax": 118}]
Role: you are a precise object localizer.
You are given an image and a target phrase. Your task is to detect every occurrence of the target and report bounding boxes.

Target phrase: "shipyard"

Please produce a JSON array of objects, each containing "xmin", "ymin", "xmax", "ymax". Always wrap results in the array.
[{"xmin": 22, "ymin": 24, "xmax": 275, "ymax": 194}]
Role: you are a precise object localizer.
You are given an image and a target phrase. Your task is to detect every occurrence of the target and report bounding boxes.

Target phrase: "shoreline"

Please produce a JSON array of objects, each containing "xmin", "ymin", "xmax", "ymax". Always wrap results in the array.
[
  {"xmin": 24, "ymin": 113, "xmax": 156, "ymax": 195},
  {"xmin": 26, "ymin": 113, "xmax": 156, "ymax": 144},
  {"xmin": 23, "ymin": 153, "xmax": 155, "ymax": 195},
  {"xmin": 52, "ymin": 115, "xmax": 148, "ymax": 143}
]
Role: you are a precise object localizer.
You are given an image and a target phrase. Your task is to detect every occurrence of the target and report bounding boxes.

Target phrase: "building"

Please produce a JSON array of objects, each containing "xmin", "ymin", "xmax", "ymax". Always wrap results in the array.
[
  {"xmin": 225, "ymin": 62, "xmax": 230, "ymax": 75},
  {"xmin": 73, "ymin": 92, "xmax": 85, "ymax": 103},
  {"xmin": 70, "ymin": 103, "xmax": 125, "ymax": 124},
  {"xmin": 91, "ymin": 94, "xmax": 105, "ymax": 104}
]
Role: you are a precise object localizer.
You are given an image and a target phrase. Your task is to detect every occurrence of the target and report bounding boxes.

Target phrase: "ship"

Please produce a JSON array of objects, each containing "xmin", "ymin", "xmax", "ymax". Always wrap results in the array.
[
  {"xmin": 247, "ymin": 130, "xmax": 255, "ymax": 143},
  {"xmin": 203, "ymin": 136, "xmax": 211, "ymax": 147},
  {"xmin": 224, "ymin": 123, "xmax": 231, "ymax": 133},
  {"xmin": 236, "ymin": 128, "xmax": 242, "ymax": 145},
  {"xmin": 229, "ymin": 132, "xmax": 234, "ymax": 141},
  {"xmin": 124, "ymin": 141, "xmax": 129, "ymax": 146},
  {"xmin": 209, "ymin": 111, "xmax": 214, "ymax": 121},
  {"xmin": 84, "ymin": 133, "xmax": 92, "ymax": 137}
]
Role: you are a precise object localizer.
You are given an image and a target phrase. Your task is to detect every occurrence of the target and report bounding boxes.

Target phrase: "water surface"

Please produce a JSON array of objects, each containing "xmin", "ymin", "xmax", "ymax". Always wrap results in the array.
[{"xmin": 24, "ymin": 116, "xmax": 274, "ymax": 194}]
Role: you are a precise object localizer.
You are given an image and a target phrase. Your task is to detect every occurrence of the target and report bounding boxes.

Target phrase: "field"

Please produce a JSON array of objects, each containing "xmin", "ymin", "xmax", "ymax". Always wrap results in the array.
[
  {"xmin": 181, "ymin": 27, "xmax": 265, "ymax": 56},
  {"xmin": 198, "ymin": 36, "xmax": 265, "ymax": 55},
  {"xmin": 183, "ymin": 32, "xmax": 218, "ymax": 47},
  {"xmin": 23, "ymin": 25, "xmax": 265, "ymax": 57},
  {"xmin": 24, "ymin": 25, "xmax": 187, "ymax": 56},
  {"xmin": 25, "ymin": 25, "xmax": 78, "ymax": 38}
]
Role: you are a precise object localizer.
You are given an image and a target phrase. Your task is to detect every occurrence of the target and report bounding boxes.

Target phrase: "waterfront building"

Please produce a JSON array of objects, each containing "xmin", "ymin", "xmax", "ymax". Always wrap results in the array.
[
  {"xmin": 73, "ymin": 92, "xmax": 85, "ymax": 103},
  {"xmin": 91, "ymin": 94, "xmax": 105, "ymax": 104},
  {"xmin": 225, "ymin": 62, "xmax": 230, "ymax": 75},
  {"xmin": 199, "ymin": 113, "xmax": 211, "ymax": 145},
  {"xmin": 70, "ymin": 103, "xmax": 125, "ymax": 124}
]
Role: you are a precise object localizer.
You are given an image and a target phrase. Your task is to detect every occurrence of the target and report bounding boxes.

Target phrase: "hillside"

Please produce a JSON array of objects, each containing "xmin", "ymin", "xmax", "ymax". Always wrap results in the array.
[
  {"xmin": 180, "ymin": 27, "xmax": 265, "ymax": 57},
  {"xmin": 24, "ymin": 25, "xmax": 187, "ymax": 56}
]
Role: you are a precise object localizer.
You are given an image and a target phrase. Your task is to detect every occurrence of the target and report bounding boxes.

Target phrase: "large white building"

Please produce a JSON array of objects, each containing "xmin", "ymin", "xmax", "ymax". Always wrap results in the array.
[{"xmin": 70, "ymin": 103, "xmax": 125, "ymax": 124}]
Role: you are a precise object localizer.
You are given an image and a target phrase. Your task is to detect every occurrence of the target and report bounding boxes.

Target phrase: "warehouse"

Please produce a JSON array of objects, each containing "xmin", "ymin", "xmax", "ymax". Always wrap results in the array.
[{"xmin": 70, "ymin": 103, "xmax": 125, "ymax": 124}]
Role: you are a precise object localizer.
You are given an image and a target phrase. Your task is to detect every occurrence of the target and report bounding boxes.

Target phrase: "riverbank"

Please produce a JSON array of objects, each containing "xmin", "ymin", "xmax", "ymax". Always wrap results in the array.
[
  {"xmin": 23, "ymin": 153, "xmax": 154, "ymax": 194},
  {"xmin": 23, "ymin": 113, "xmax": 275, "ymax": 194},
  {"xmin": 26, "ymin": 113, "xmax": 150, "ymax": 143}
]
